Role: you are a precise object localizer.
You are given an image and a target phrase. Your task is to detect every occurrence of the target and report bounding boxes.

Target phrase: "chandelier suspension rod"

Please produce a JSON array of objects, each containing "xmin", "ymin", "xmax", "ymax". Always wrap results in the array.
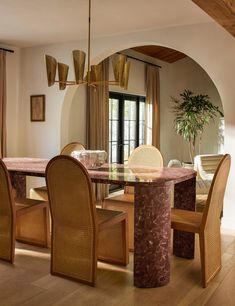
[{"xmin": 87, "ymin": 0, "xmax": 91, "ymax": 85}]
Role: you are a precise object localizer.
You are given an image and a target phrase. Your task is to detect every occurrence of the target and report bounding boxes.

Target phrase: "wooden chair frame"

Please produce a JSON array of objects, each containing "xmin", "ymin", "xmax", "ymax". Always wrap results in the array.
[
  {"xmin": 0, "ymin": 160, "xmax": 49, "ymax": 264},
  {"xmin": 46, "ymin": 155, "xmax": 128, "ymax": 286},
  {"xmin": 171, "ymin": 154, "xmax": 231, "ymax": 287}
]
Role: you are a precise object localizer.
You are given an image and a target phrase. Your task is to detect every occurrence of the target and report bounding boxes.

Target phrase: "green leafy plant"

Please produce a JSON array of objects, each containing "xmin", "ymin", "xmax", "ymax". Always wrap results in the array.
[{"xmin": 171, "ymin": 89, "xmax": 223, "ymax": 163}]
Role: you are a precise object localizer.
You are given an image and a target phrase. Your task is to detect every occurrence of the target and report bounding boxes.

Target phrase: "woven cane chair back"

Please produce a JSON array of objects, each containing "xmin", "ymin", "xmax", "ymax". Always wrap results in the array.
[
  {"xmin": 60, "ymin": 142, "xmax": 85, "ymax": 155},
  {"xmin": 46, "ymin": 155, "xmax": 97, "ymax": 285}
]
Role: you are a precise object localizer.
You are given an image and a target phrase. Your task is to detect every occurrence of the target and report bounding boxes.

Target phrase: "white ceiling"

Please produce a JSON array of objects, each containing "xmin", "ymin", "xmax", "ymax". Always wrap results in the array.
[{"xmin": 0, "ymin": 0, "xmax": 212, "ymax": 48}]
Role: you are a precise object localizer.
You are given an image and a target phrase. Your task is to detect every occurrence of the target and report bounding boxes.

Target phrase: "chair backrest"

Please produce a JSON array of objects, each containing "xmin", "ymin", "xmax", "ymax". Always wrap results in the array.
[
  {"xmin": 0, "ymin": 159, "xmax": 15, "ymax": 263},
  {"xmin": 125, "ymin": 145, "xmax": 163, "ymax": 194},
  {"xmin": 194, "ymin": 154, "xmax": 223, "ymax": 181},
  {"xmin": 46, "ymin": 155, "xmax": 97, "ymax": 284},
  {"xmin": 128, "ymin": 145, "xmax": 163, "ymax": 167},
  {"xmin": 60, "ymin": 142, "xmax": 85, "ymax": 155},
  {"xmin": 201, "ymin": 154, "xmax": 231, "ymax": 229}
]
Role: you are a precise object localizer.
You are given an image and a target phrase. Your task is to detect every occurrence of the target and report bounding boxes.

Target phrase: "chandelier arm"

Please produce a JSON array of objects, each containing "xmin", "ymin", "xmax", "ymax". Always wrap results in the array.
[
  {"xmin": 45, "ymin": 0, "xmax": 131, "ymax": 90},
  {"xmin": 54, "ymin": 80, "xmax": 76, "ymax": 85}
]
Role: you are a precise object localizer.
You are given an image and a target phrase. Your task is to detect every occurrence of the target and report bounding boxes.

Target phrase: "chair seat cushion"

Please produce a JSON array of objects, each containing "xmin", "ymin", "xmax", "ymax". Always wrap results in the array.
[
  {"xmin": 104, "ymin": 193, "xmax": 134, "ymax": 204},
  {"xmin": 30, "ymin": 186, "xmax": 48, "ymax": 201},
  {"xmin": 171, "ymin": 208, "xmax": 203, "ymax": 233},
  {"xmin": 34, "ymin": 186, "xmax": 47, "ymax": 192},
  {"xmin": 96, "ymin": 208, "xmax": 126, "ymax": 227},
  {"xmin": 15, "ymin": 197, "xmax": 46, "ymax": 214}
]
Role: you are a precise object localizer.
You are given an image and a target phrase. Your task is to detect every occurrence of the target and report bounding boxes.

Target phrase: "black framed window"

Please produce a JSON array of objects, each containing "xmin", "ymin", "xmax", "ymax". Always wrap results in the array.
[{"xmin": 109, "ymin": 92, "xmax": 145, "ymax": 164}]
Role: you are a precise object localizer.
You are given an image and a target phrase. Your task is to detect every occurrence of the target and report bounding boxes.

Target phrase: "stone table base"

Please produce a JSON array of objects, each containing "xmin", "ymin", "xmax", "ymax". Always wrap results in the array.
[{"xmin": 134, "ymin": 183, "xmax": 173, "ymax": 287}]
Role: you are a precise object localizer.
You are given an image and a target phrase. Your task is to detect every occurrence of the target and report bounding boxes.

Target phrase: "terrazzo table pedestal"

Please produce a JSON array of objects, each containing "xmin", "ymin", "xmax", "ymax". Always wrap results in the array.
[{"xmin": 3, "ymin": 158, "xmax": 196, "ymax": 288}]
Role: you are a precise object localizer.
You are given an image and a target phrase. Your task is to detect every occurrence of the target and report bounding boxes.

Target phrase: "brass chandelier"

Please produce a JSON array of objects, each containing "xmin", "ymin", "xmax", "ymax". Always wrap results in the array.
[{"xmin": 45, "ymin": 0, "xmax": 130, "ymax": 90}]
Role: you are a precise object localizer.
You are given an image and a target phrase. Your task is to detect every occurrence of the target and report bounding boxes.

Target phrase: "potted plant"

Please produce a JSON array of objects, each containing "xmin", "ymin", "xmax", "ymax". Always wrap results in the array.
[{"xmin": 171, "ymin": 89, "xmax": 223, "ymax": 164}]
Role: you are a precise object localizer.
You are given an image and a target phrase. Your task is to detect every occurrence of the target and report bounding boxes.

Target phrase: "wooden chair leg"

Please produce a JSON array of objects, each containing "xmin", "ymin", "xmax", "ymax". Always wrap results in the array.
[
  {"xmin": 0, "ymin": 215, "xmax": 15, "ymax": 263},
  {"xmin": 103, "ymin": 200, "xmax": 134, "ymax": 251},
  {"xmin": 16, "ymin": 206, "xmax": 50, "ymax": 247},
  {"xmin": 98, "ymin": 217, "xmax": 129, "ymax": 266},
  {"xmin": 199, "ymin": 230, "xmax": 222, "ymax": 288}
]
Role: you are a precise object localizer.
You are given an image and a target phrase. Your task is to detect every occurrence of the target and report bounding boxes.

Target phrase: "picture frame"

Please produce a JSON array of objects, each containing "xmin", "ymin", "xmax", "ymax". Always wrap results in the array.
[{"xmin": 30, "ymin": 95, "xmax": 45, "ymax": 122}]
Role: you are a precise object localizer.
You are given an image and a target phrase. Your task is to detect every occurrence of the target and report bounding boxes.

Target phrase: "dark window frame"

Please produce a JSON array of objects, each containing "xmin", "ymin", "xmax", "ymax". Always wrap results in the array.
[{"xmin": 109, "ymin": 91, "xmax": 145, "ymax": 164}]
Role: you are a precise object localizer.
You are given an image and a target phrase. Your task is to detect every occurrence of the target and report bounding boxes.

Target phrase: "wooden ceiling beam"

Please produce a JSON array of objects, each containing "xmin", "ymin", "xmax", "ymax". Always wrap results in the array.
[
  {"xmin": 132, "ymin": 46, "xmax": 187, "ymax": 63},
  {"xmin": 192, "ymin": 0, "xmax": 235, "ymax": 37}
]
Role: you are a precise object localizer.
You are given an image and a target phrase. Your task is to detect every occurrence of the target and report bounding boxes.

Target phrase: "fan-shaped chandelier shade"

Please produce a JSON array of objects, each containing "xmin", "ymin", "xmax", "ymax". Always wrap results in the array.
[{"xmin": 45, "ymin": 0, "xmax": 130, "ymax": 90}]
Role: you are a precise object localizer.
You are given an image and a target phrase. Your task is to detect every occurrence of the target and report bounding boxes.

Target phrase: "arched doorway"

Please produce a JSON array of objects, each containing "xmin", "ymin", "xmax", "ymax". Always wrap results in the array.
[
  {"xmin": 59, "ymin": 26, "xmax": 235, "ymax": 229},
  {"xmin": 61, "ymin": 45, "xmax": 223, "ymax": 164}
]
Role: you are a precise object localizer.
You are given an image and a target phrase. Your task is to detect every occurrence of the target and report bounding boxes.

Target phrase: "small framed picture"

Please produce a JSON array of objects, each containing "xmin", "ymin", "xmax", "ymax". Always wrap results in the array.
[{"xmin": 30, "ymin": 95, "xmax": 45, "ymax": 122}]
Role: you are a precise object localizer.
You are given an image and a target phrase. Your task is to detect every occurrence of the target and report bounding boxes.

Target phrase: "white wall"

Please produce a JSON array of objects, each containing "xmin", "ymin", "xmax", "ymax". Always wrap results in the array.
[
  {"xmin": 10, "ymin": 21, "xmax": 235, "ymax": 229},
  {"xmin": 162, "ymin": 56, "xmax": 222, "ymax": 164},
  {"xmin": 2, "ymin": 44, "xmax": 21, "ymax": 157},
  {"xmin": 60, "ymin": 85, "xmax": 86, "ymax": 149}
]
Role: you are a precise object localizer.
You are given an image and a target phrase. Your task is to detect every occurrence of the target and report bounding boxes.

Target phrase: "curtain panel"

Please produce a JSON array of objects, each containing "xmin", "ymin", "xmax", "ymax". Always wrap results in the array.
[
  {"xmin": 86, "ymin": 58, "xmax": 109, "ymax": 201},
  {"xmin": 0, "ymin": 50, "xmax": 6, "ymax": 158},
  {"xmin": 145, "ymin": 64, "xmax": 160, "ymax": 148}
]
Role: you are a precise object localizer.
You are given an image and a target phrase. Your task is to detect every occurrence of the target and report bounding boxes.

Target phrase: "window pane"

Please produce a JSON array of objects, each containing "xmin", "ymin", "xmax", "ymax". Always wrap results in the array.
[
  {"xmin": 109, "ymin": 143, "xmax": 112, "ymax": 163},
  {"xmin": 139, "ymin": 101, "xmax": 145, "ymax": 120},
  {"xmin": 139, "ymin": 101, "xmax": 145, "ymax": 145},
  {"xmin": 130, "ymin": 101, "xmax": 137, "ymax": 120},
  {"xmin": 123, "ymin": 142, "xmax": 129, "ymax": 163},
  {"xmin": 112, "ymin": 120, "xmax": 118, "ymax": 141},
  {"xmin": 124, "ymin": 120, "xmax": 130, "ymax": 140},
  {"xmin": 124, "ymin": 100, "xmax": 130, "ymax": 120},
  {"xmin": 109, "ymin": 120, "xmax": 112, "ymax": 142},
  {"xmin": 130, "ymin": 121, "xmax": 136, "ymax": 140},
  {"xmin": 109, "ymin": 93, "xmax": 146, "ymax": 166},
  {"xmin": 109, "ymin": 97, "xmax": 119, "ymax": 164},
  {"xmin": 130, "ymin": 141, "xmax": 135, "ymax": 154},
  {"xmin": 111, "ymin": 143, "xmax": 118, "ymax": 163},
  {"xmin": 109, "ymin": 99, "xmax": 112, "ymax": 119},
  {"xmin": 112, "ymin": 99, "xmax": 119, "ymax": 120}
]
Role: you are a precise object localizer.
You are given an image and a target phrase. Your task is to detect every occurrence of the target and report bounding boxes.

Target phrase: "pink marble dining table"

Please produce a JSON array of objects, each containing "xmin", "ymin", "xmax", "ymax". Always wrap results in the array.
[{"xmin": 3, "ymin": 157, "xmax": 197, "ymax": 288}]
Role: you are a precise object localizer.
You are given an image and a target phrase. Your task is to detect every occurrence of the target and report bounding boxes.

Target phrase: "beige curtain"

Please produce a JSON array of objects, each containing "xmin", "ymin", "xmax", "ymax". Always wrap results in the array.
[
  {"xmin": 0, "ymin": 50, "xmax": 6, "ymax": 158},
  {"xmin": 145, "ymin": 64, "xmax": 160, "ymax": 148},
  {"xmin": 86, "ymin": 58, "xmax": 109, "ymax": 201}
]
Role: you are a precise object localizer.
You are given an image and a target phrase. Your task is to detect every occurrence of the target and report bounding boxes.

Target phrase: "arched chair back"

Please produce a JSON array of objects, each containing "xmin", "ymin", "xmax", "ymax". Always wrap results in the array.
[
  {"xmin": 128, "ymin": 145, "xmax": 163, "ymax": 167},
  {"xmin": 30, "ymin": 142, "xmax": 86, "ymax": 201},
  {"xmin": 60, "ymin": 142, "xmax": 85, "ymax": 155},
  {"xmin": 0, "ymin": 160, "xmax": 15, "ymax": 263},
  {"xmin": 171, "ymin": 154, "xmax": 231, "ymax": 287},
  {"xmin": 200, "ymin": 154, "xmax": 231, "ymax": 284},
  {"xmin": 125, "ymin": 145, "xmax": 163, "ymax": 194},
  {"xmin": 202, "ymin": 154, "xmax": 230, "ymax": 227},
  {"xmin": 46, "ymin": 155, "xmax": 97, "ymax": 285}
]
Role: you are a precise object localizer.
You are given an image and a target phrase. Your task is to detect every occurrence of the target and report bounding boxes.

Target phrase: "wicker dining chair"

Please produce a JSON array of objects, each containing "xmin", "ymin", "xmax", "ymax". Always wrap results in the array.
[
  {"xmin": 46, "ymin": 155, "xmax": 129, "ymax": 286},
  {"xmin": 171, "ymin": 154, "xmax": 231, "ymax": 288},
  {"xmin": 30, "ymin": 142, "xmax": 85, "ymax": 201},
  {"xmin": 103, "ymin": 145, "xmax": 163, "ymax": 250},
  {"xmin": 0, "ymin": 160, "xmax": 49, "ymax": 263},
  {"xmin": 60, "ymin": 141, "xmax": 85, "ymax": 155}
]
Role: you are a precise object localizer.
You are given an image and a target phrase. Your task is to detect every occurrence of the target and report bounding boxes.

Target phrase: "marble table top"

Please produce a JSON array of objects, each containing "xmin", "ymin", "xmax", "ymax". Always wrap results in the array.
[{"xmin": 3, "ymin": 157, "xmax": 196, "ymax": 187}]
